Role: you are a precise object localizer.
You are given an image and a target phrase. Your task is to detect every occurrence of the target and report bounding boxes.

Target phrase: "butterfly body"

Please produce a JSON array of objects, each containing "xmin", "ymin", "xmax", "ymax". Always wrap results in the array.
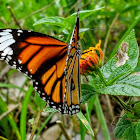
[{"xmin": 0, "ymin": 12, "xmax": 81, "ymax": 115}]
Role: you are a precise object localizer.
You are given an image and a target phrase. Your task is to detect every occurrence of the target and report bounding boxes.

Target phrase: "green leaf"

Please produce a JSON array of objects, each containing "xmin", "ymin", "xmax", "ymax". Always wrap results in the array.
[
  {"xmin": 107, "ymin": 64, "xmax": 132, "ymax": 84},
  {"xmin": 0, "ymin": 96, "xmax": 20, "ymax": 139},
  {"xmin": 123, "ymin": 124, "xmax": 137, "ymax": 140},
  {"xmin": 0, "ymin": 83, "xmax": 26, "ymax": 93},
  {"xmin": 65, "ymin": 7, "xmax": 104, "ymax": 26},
  {"xmin": 90, "ymin": 74, "xmax": 104, "ymax": 90},
  {"xmin": 45, "ymin": 106, "xmax": 57, "ymax": 113},
  {"xmin": 136, "ymin": 120, "xmax": 140, "ymax": 140},
  {"xmin": 20, "ymin": 86, "xmax": 33, "ymax": 140},
  {"xmin": 98, "ymin": 83, "xmax": 140, "ymax": 96},
  {"xmin": 114, "ymin": 114, "xmax": 133, "ymax": 139},
  {"xmin": 133, "ymin": 101, "xmax": 140, "ymax": 118},
  {"xmin": 81, "ymin": 84, "xmax": 96, "ymax": 104},
  {"xmin": 35, "ymin": 92, "xmax": 46, "ymax": 109},
  {"xmin": 33, "ymin": 17, "xmax": 65, "ymax": 27},
  {"xmin": 79, "ymin": 28, "xmax": 89, "ymax": 33},
  {"xmin": 117, "ymin": 75, "xmax": 140, "ymax": 89},
  {"xmin": 124, "ymin": 30, "xmax": 139, "ymax": 70},
  {"xmin": 101, "ymin": 59, "xmax": 117, "ymax": 79},
  {"xmin": 99, "ymin": 74, "xmax": 140, "ymax": 96},
  {"xmin": 28, "ymin": 118, "xmax": 35, "ymax": 124},
  {"xmin": 79, "ymin": 28, "xmax": 89, "ymax": 39},
  {"xmin": 102, "ymin": 29, "xmax": 139, "ymax": 81},
  {"xmin": 76, "ymin": 111, "xmax": 94, "ymax": 137}
]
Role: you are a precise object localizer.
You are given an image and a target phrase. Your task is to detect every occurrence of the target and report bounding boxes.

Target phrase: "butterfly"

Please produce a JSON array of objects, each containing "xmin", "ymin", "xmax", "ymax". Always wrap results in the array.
[{"xmin": 0, "ymin": 11, "xmax": 81, "ymax": 115}]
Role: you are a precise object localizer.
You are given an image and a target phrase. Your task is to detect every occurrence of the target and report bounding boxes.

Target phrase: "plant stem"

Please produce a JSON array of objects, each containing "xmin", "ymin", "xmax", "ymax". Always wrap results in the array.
[
  {"xmin": 128, "ymin": 96, "xmax": 133, "ymax": 104},
  {"xmin": 96, "ymin": 68, "xmax": 107, "ymax": 86},
  {"xmin": 56, "ymin": 120, "xmax": 71, "ymax": 140},
  {"xmin": 7, "ymin": 6, "xmax": 22, "ymax": 29},
  {"xmin": 94, "ymin": 95, "xmax": 111, "ymax": 140},
  {"xmin": 85, "ymin": 103, "xmax": 94, "ymax": 140},
  {"xmin": 102, "ymin": 13, "xmax": 120, "ymax": 65},
  {"xmin": 29, "ymin": 110, "xmax": 42, "ymax": 140},
  {"xmin": 34, "ymin": 112, "xmax": 55, "ymax": 140},
  {"xmin": 112, "ymin": 96, "xmax": 132, "ymax": 111}
]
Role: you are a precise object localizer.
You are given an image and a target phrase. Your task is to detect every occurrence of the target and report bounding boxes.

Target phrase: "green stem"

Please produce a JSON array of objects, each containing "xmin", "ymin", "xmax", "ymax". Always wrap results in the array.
[
  {"xmin": 128, "ymin": 96, "xmax": 133, "ymax": 105},
  {"xmin": 112, "ymin": 96, "xmax": 132, "ymax": 111},
  {"xmin": 85, "ymin": 103, "xmax": 94, "ymax": 140},
  {"xmin": 94, "ymin": 95, "xmax": 111, "ymax": 140},
  {"xmin": 34, "ymin": 112, "xmax": 55, "ymax": 140},
  {"xmin": 29, "ymin": 110, "xmax": 42, "ymax": 140},
  {"xmin": 96, "ymin": 68, "xmax": 107, "ymax": 86}
]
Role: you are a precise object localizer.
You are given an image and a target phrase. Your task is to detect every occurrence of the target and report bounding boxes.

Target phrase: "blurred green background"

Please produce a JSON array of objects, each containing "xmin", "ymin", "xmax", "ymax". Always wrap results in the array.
[
  {"xmin": 0, "ymin": 0, "xmax": 140, "ymax": 66},
  {"xmin": 0, "ymin": 0, "xmax": 140, "ymax": 140}
]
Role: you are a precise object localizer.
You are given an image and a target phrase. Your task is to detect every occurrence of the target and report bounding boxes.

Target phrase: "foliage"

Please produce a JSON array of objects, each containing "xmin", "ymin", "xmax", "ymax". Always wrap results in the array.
[{"xmin": 0, "ymin": 0, "xmax": 140, "ymax": 140}]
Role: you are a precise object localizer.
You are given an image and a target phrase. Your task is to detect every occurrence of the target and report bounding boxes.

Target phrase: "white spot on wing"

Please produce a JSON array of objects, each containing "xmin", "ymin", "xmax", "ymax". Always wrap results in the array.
[
  {"xmin": 4, "ymin": 47, "xmax": 12, "ymax": 54},
  {"xmin": 25, "ymin": 71, "xmax": 28, "ymax": 74},
  {"xmin": 12, "ymin": 64, "xmax": 16, "ymax": 68},
  {"xmin": 17, "ymin": 30, "xmax": 23, "ymax": 33},
  {"xmin": 6, "ymin": 58, "xmax": 10, "ymax": 62},
  {"xmin": 8, "ymin": 50, "xmax": 13, "ymax": 55},
  {"xmin": 76, "ymin": 109, "xmax": 79, "ymax": 113},
  {"xmin": 7, "ymin": 56, "xmax": 12, "ymax": 60},
  {"xmin": 3, "ymin": 29, "xmax": 12, "ymax": 32},
  {"xmin": 72, "ymin": 110, "xmax": 76, "ymax": 114},
  {"xmin": 0, "ymin": 56, "xmax": 5, "ymax": 59},
  {"xmin": 0, "ymin": 34, "xmax": 13, "ymax": 43},
  {"xmin": 18, "ymin": 67, "xmax": 21, "ymax": 70},
  {"xmin": 58, "ymin": 108, "xmax": 61, "ymax": 111},
  {"xmin": 0, "ymin": 39, "xmax": 15, "ymax": 51},
  {"xmin": 1, "ymin": 53, "xmax": 6, "ymax": 56},
  {"xmin": 0, "ymin": 32, "xmax": 10, "ymax": 36},
  {"xmin": 18, "ymin": 59, "xmax": 22, "ymax": 64},
  {"xmin": 72, "ymin": 105, "xmax": 75, "ymax": 108},
  {"xmin": 69, "ymin": 107, "xmax": 72, "ymax": 111}
]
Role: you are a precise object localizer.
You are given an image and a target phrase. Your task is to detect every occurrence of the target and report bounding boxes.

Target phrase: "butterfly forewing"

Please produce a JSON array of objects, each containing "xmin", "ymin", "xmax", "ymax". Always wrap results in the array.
[
  {"xmin": 0, "ymin": 29, "xmax": 69, "ymax": 112},
  {"xmin": 0, "ymin": 11, "xmax": 81, "ymax": 115}
]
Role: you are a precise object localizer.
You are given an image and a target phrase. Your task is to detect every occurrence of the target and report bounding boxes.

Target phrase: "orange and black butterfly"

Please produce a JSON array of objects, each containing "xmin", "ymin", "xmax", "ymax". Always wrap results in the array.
[{"xmin": 0, "ymin": 11, "xmax": 81, "ymax": 115}]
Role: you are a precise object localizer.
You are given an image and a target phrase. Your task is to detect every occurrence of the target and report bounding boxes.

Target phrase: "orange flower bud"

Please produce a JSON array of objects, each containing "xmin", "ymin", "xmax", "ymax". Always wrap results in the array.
[{"xmin": 80, "ymin": 40, "xmax": 103, "ymax": 75}]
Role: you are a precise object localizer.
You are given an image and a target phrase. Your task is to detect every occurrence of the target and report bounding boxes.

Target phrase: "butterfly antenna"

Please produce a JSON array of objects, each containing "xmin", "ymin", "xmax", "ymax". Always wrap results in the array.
[
  {"xmin": 83, "ymin": 74, "xmax": 89, "ymax": 82},
  {"xmin": 80, "ymin": 39, "xmax": 86, "ymax": 50},
  {"xmin": 88, "ymin": 28, "xmax": 106, "ymax": 31}
]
